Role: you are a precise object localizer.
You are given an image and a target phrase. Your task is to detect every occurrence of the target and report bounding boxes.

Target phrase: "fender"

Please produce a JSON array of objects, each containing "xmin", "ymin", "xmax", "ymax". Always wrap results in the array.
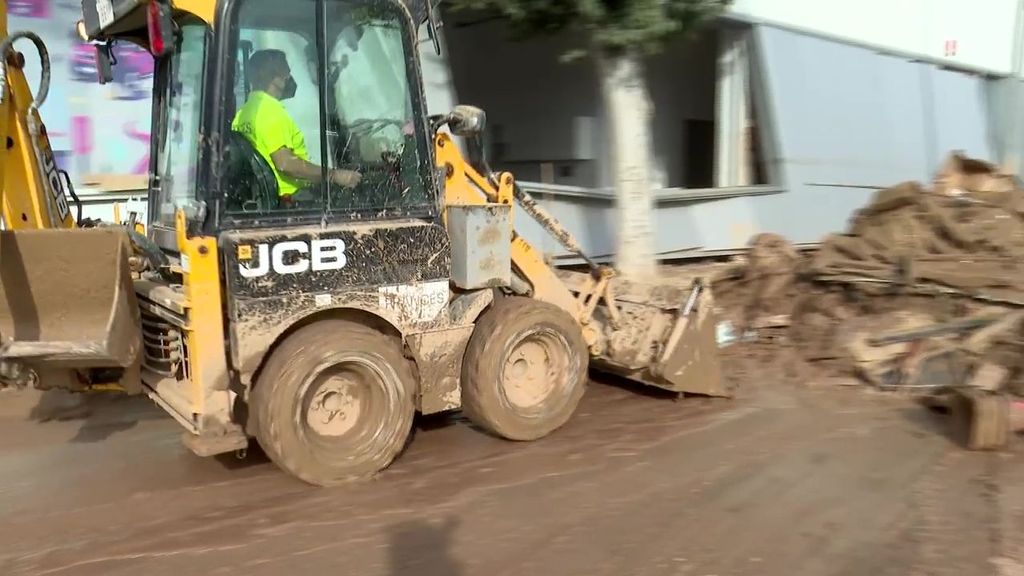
[{"xmin": 234, "ymin": 302, "xmax": 411, "ymax": 385}]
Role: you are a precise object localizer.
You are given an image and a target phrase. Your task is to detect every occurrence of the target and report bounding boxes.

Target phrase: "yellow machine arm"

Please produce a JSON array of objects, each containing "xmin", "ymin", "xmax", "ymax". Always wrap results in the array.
[
  {"xmin": 433, "ymin": 117, "xmax": 619, "ymax": 354},
  {"xmin": 0, "ymin": 1, "xmax": 79, "ymax": 231},
  {"xmin": 434, "ymin": 109, "xmax": 726, "ymax": 398}
]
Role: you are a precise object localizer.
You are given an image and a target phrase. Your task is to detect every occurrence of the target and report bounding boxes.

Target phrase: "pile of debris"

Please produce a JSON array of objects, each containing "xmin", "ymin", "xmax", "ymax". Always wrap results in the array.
[{"xmin": 715, "ymin": 153, "xmax": 1024, "ymax": 395}]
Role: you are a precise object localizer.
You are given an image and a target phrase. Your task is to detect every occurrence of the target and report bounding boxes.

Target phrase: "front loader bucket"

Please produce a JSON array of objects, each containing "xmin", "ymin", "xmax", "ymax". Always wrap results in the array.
[
  {"xmin": 579, "ymin": 274, "xmax": 730, "ymax": 398},
  {"xmin": 651, "ymin": 287, "xmax": 726, "ymax": 397},
  {"xmin": 0, "ymin": 228, "xmax": 142, "ymax": 389}
]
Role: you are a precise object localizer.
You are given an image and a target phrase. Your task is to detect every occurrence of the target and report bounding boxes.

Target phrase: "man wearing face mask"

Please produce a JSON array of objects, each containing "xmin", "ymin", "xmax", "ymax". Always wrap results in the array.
[{"xmin": 232, "ymin": 49, "xmax": 361, "ymax": 206}]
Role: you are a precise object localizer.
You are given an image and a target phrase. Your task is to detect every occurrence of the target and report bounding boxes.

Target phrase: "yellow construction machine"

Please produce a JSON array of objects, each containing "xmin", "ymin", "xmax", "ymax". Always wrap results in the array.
[{"xmin": 0, "ymin": 0, "xmax": 726, "ymax": 485}]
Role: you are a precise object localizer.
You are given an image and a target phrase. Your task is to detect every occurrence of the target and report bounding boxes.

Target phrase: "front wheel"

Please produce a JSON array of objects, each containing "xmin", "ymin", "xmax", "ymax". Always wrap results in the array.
[
  {"xmin": 461, "ymin": 297, "xmax": 589, "ymax": 441},
  {"xmin": 251, "ymin": 319, "xmax": 416, "ymax": 486}
]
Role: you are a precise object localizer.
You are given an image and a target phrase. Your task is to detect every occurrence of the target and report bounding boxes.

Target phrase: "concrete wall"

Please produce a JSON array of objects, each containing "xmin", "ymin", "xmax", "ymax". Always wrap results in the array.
[
  {"xmin": 646, "ymin": 31, "xmax": 719, "ymax": 188},
  {"xmin": 729, "ymin": 0, "xmax": 1020, "ymax": 75},
  {"xmin": 988, "ymin": 76, "xmax": 1024, "ymax": 173}
]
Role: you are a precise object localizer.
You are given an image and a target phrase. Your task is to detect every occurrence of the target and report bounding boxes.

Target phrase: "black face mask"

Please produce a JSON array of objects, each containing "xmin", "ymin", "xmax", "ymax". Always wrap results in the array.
[{"xmin": 281, "ymin": 75, "xmax": 297, "ymax": 100}]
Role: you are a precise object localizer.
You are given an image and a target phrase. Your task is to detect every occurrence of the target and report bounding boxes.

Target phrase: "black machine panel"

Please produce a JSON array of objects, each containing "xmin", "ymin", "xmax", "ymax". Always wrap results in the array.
[
  {"xmin": 221, "ymin": 219, "xmax": 453, "ymax": 377},
  {"xmin": 222, "ymin": 220, "xmax": 451, "ymax": 300}
]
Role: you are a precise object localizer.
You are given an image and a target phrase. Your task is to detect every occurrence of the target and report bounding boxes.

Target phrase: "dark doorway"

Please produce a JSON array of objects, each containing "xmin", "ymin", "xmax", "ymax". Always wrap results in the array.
[{"xmin": 684, "ymin": 118, "xmax": 715, "ymax": 188}]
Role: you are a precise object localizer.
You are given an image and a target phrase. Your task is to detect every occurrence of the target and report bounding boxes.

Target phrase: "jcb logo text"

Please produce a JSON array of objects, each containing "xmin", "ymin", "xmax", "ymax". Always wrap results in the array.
[{"xmin": 238, "ymin": 239, "xmax": 347, "ymax": 278}]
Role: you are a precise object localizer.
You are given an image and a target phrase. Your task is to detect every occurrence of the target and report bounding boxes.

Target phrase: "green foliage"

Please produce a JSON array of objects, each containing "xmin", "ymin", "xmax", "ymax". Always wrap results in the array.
[{"xmin": 446, "ymin": 0, "xmax": 732, "ymax": 55}]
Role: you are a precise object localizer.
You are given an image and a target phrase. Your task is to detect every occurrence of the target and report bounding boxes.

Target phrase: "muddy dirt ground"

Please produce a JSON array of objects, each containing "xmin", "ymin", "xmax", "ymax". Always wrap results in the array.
[{"xmin": 1, "ymin": 365, "xmax": 1022, "ymax": 576}]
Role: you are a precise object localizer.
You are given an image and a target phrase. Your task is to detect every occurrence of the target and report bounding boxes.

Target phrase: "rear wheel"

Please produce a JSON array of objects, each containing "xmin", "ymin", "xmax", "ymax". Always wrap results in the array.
[
  {"xmin": 251, "ymin": 319, "xmax": 416, "ymax": 486},
  {"xmin": 461, "ymin": 297, "xmax": 589, "ymax": 441}
]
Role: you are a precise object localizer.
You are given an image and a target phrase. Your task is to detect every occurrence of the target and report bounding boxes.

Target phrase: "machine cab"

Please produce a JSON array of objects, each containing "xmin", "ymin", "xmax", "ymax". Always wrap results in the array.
[{"xmin": 140, "ymin": 0, "xmax": 440, "ymax": 251}]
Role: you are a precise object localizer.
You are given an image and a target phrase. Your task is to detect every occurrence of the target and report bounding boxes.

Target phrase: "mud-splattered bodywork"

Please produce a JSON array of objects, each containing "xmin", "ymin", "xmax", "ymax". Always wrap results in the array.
[{"xmin": 220, "ymin": 219, "xmax": 488, "ymax": 417}]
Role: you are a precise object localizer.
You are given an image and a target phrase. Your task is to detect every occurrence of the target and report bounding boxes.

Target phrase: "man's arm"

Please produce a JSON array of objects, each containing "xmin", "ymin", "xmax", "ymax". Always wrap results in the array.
[
  {"xmin": 270, "ymin": 148, "xmax": 362, "ymax": 188},
  {"xmin": 270, "ymin": 147, "xmax": 326, "ymax": 182}
]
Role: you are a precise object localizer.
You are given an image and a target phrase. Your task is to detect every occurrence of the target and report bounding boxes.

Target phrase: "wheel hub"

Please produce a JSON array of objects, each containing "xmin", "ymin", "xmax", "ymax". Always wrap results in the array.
[
  {"xmin": 306, "ymin": 377, "xmax": 363, "ymax": 437},
  {"xmin": 502, "ymin": 332, "xmax": 564, "ymax": 410}
]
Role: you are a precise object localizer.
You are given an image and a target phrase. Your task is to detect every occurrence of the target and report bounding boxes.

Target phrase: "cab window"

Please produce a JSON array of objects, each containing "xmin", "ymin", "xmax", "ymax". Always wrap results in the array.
[
  {"xmin": 223, "ymin": 0, "xmax": 323, "ymax": 215},
  {"xmin": 221, "ymin": 0, "xmax": 433, "ymax": 220},
  {"xmin": 153, "ymin": 19, "xmax": 207, "ymax": 228},
  {"xmin": 324, "ymin": 0, "xmax": 431, "ymax": 213}
]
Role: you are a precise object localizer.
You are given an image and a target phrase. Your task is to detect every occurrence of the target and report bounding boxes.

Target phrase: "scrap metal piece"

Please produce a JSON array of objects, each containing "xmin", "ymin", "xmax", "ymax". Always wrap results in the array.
[
  {"xmin": 654, "ymin": 279, "xmax": 704, "ymax": 372},
  {"xmin": 867, "ymin": 313, "xmax": 1003, "ymax": 347}
]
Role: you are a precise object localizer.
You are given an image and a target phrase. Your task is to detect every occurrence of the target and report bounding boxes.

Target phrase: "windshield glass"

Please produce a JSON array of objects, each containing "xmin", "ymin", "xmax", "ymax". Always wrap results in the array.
[
  {"xmin": 323, "ymin": 0, "xmax": 428, "ymax": 214},
  {"xmin": 153, "ymin": 19, "xmax": 208, "ymax": 228},
  {"xmin": 222, "ymin": 0, "xmax": 432, "ymax": 219}
]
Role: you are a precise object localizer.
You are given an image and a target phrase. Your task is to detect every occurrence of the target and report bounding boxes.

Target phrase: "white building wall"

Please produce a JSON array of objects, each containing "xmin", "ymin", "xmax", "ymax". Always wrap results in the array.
[{"xmin": 729, "ymin": 0, "xmax": 1020, "ymax": 75}]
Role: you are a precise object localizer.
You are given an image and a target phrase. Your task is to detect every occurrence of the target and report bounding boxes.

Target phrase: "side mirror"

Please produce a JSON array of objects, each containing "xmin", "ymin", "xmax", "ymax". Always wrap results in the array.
[
  {"xmin": 94, "ymin": 43, "xmax": 114, "ymax": 84},
  {"xmin": 447, "ymin": 105, "xmax": 485, "ymax": 137}
]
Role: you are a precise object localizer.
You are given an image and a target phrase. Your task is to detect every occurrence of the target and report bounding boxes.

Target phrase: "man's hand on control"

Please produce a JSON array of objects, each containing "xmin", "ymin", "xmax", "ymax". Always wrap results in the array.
[{"xmin": 331, "ymin": 169, "xmax": 362, "ymax": 188}]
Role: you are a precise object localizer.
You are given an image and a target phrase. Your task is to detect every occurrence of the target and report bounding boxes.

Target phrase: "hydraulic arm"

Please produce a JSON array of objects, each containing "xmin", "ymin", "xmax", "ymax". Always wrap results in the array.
[{"xmin": 0, "ymin": 3, "xmax": 82, "ymax": 231}]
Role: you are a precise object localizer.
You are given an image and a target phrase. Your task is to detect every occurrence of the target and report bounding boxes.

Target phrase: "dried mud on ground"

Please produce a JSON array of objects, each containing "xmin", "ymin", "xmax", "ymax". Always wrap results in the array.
[{"xmin": 1, "ymin": 373, "xmax": 1022, "ymax": 576}]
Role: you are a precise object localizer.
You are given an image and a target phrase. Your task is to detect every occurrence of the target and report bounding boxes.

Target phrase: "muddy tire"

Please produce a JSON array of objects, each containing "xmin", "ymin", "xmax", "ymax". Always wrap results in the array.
[
  {"xmin": 461, "ymin": 297, "xmax": 588, "ymax": 441},
  {"xmin": 251, "ymin": 319, "xmax": 416, "ymax": 486}
]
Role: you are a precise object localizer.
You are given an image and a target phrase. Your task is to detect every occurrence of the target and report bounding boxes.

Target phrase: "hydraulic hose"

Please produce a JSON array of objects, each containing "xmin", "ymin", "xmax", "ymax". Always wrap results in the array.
[{"xmin": 0, "ymin": 31, "xmax": 50, "ymax": 108}]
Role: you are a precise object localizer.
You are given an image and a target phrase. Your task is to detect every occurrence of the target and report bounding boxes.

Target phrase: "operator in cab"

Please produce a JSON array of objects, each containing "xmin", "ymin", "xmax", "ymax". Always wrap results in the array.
[{"xmin": 232, "ymin": 49, "xmax": 361, "ymax": 207}]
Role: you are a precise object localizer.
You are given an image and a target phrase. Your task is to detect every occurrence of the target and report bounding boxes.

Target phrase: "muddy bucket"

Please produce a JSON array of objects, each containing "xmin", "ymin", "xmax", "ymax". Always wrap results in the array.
[
  {"xmin": 0, "ymin": 228, "xmax": 142, "ymax": 379},
  {"xmin": 581, "ymin": 275, "xmax": 730, "ymax": 398}
]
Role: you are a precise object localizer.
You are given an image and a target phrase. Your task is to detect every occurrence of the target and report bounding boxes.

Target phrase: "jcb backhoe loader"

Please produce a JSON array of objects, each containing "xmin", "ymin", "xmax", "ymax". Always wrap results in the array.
[{"xmin": 0, "ymin": 0, "xmax": 726, "ymax": 486}]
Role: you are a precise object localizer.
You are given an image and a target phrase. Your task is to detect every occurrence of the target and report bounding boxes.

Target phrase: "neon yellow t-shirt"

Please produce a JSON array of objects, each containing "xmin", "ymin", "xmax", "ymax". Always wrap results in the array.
[{"xmin": 231, "ymin": 90, "xmax": 309, "ymax": 197}]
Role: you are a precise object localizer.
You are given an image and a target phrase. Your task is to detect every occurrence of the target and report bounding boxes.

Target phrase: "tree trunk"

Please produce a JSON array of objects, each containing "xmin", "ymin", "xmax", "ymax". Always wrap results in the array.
[{"xmin": 597, "ymin": 48, "xmax": 657, "ymax": 281}]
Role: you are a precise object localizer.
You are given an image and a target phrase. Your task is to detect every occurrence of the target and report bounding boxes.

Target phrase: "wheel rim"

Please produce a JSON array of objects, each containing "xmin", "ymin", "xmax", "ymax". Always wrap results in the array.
[
  {"xmin": 297, "ymin": 353, "xmax": 395, "ymax": 453},
  {"xmin": 306, "ymin": 374, "xmax": 365, "ymax": 437},
  {"xmin": 501, "ymin": 327, "xmax": 570, "ymax": 411}
]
